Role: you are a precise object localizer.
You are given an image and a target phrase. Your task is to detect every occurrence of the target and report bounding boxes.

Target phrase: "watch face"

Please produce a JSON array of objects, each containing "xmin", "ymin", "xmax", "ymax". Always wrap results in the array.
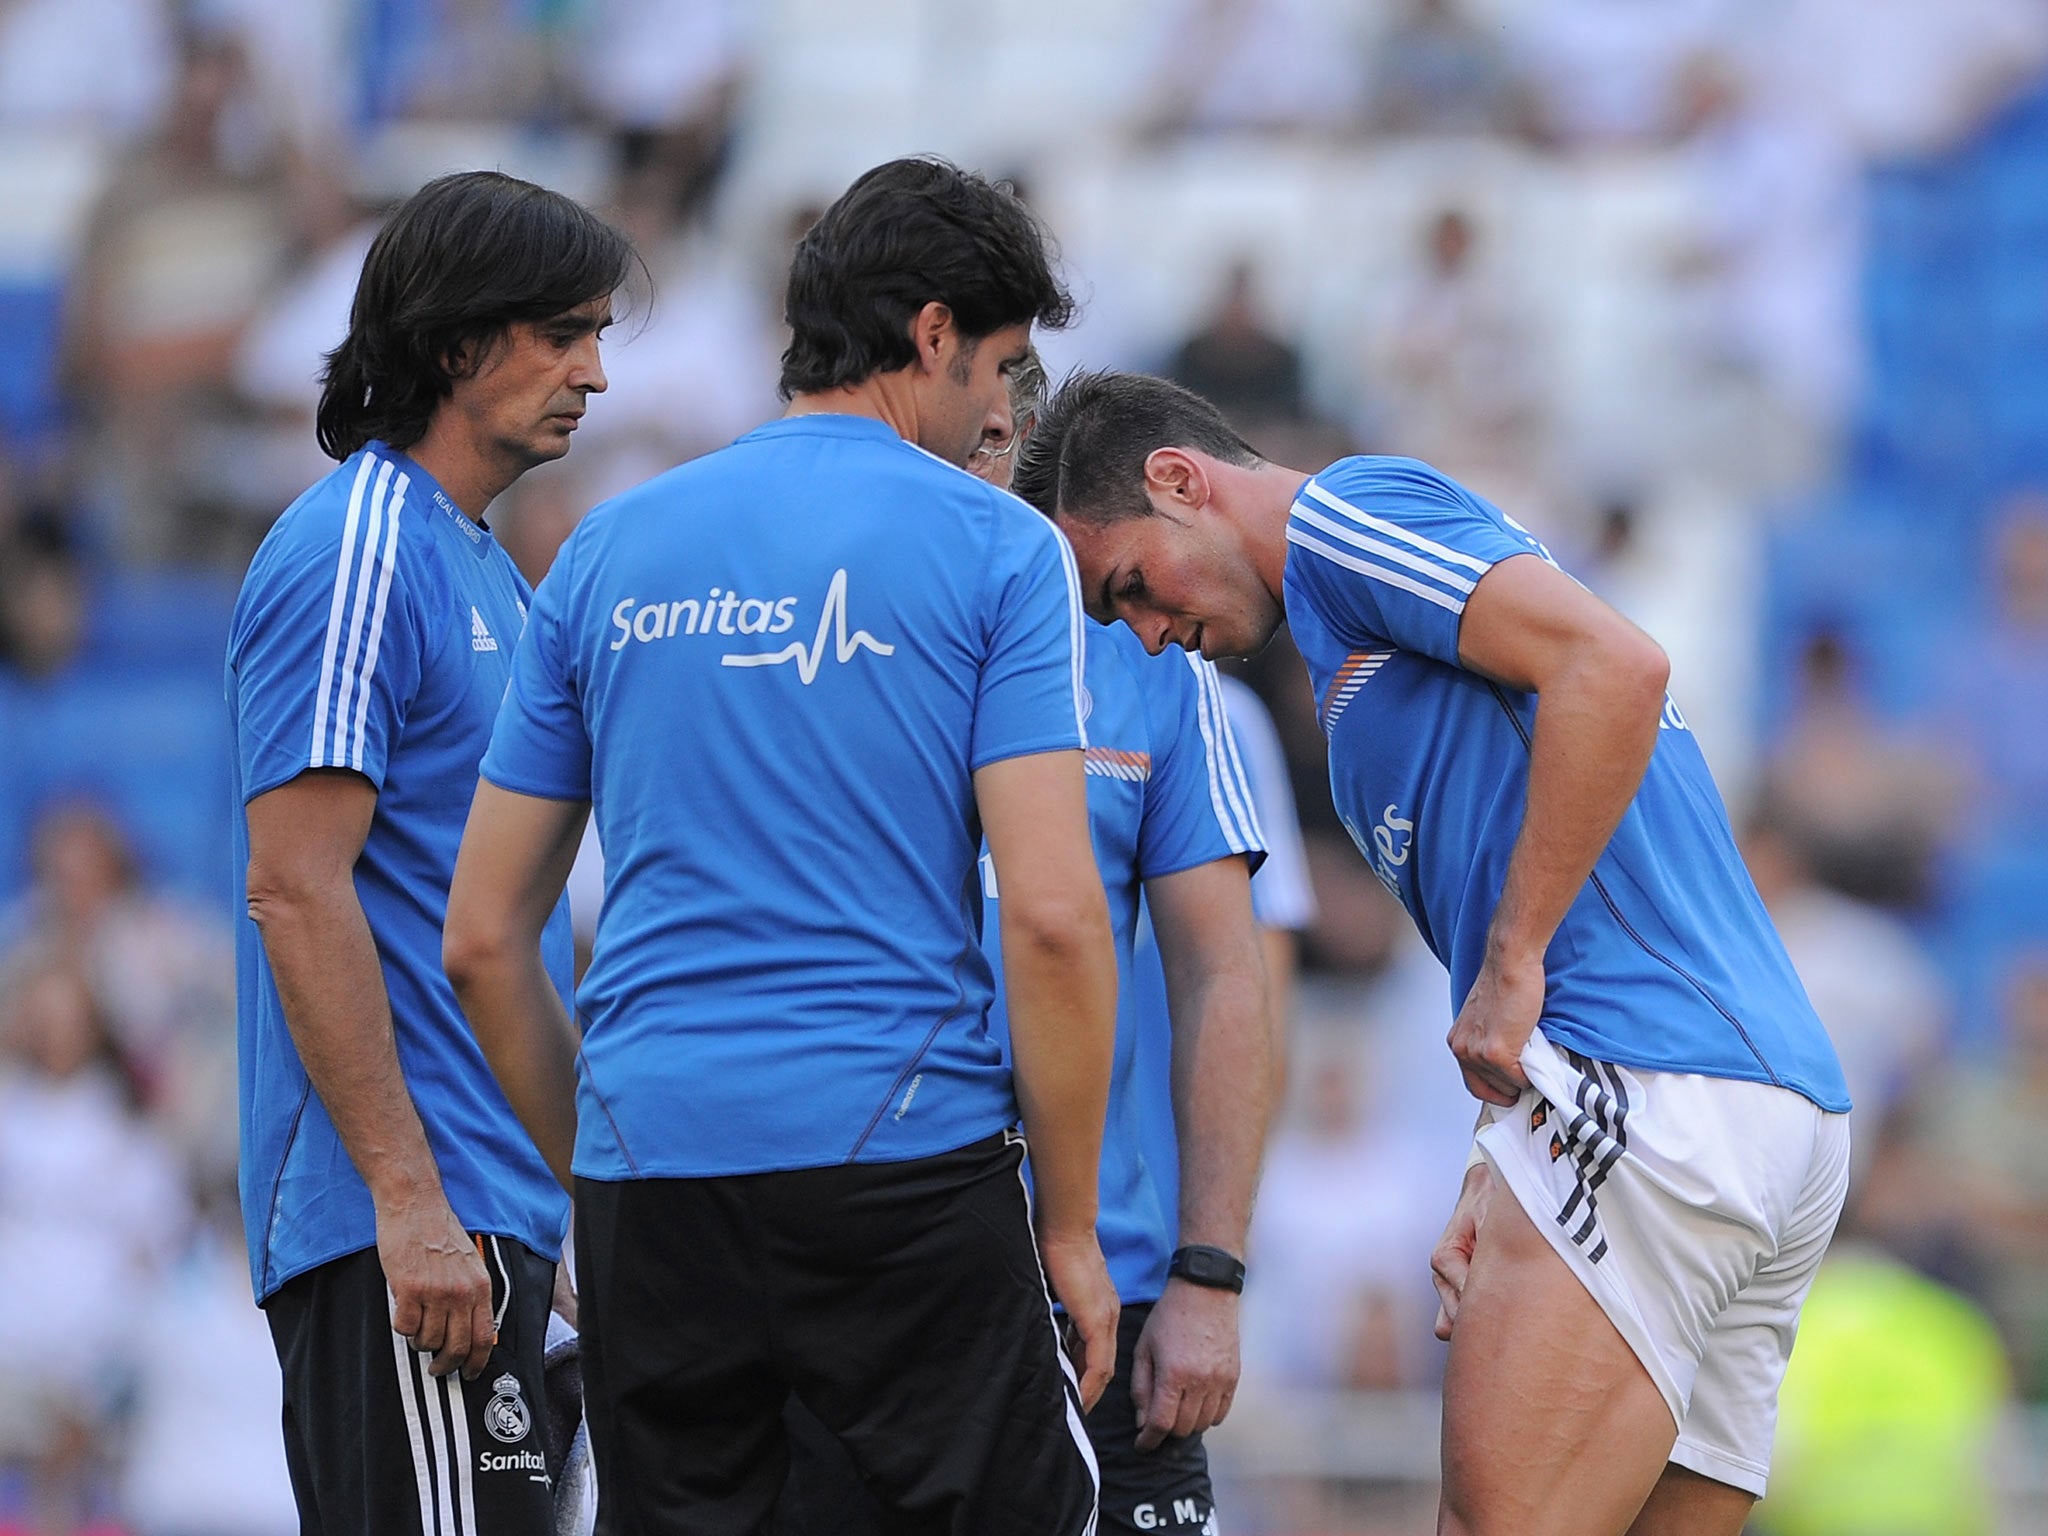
[{"xmin": 1172, "ymin": 1247, "xmax": 1245, "ymax": 1290}]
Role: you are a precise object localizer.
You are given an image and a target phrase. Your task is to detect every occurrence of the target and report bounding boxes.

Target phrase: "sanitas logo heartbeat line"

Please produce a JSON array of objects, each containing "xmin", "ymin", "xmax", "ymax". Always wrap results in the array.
[{"xmin": 721, "ymin": 568, "xmax": 893, "ymax": 684}]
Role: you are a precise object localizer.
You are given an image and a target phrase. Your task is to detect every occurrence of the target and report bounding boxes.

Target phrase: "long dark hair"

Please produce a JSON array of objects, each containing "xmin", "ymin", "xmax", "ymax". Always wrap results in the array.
[
  {"xmin": 779, "ymin": 157, "xmax": 1073, "ymax": 399},
  {"xmin": 316, "ymin": 171, "xmax": 640, "ymax": 460}
]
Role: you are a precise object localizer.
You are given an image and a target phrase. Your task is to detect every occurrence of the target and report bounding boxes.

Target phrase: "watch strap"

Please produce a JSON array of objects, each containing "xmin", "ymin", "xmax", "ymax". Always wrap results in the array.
[{"xmin": 1167, "ymin": 1244, "xmax": 1246, "ymax": 1294}]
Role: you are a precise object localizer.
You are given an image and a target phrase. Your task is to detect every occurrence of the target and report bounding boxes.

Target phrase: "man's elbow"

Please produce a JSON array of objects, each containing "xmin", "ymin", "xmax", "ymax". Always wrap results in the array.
[
  {"xmin": 244, "ymin": 859, "xmax": 335, "ymax": 935},
  {"xmin": 1592, "ymin": 625, "xmax": 1670, "ymax": 712},
  {"xmin": 1631, "ymin": 634, "xmax": 1672, "ymax": 714},
  {"xmin": 442, "ymin": 905, "xmax": 518, "ymax": 1001},
  {"xmin": 1002, "ymin": 882, "xmax": 1114, "ymax": 966}
]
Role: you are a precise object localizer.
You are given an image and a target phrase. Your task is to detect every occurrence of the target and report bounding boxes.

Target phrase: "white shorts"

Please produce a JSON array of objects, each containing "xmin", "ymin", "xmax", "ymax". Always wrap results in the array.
[{"xmin": 1475, "ymin": 1029, "xmax": 1851, "ymax": 1497}]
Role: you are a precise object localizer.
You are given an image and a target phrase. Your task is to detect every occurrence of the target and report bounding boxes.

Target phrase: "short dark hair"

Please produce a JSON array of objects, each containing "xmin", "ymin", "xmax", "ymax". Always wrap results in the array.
[
  {"xmin": 316, "ymin": 171, "xmax": 641, "ymax": 461},
  {"xmin": 779, "ymin": 158, "xmax": 1073, "ymax": 399},
  {"xmin": 1012, "ymin": 370, "xmax": 1260, "ymax": 524}
]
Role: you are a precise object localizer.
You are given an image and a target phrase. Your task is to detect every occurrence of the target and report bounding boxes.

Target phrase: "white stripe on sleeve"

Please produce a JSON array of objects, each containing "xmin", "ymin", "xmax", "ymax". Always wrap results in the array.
[
  {"xmin": 1303, "ymin": 478, "xmax": 1492, "ymax": 573},
  {"xmin": 326, "ymin": 457, "xmax": 396, "ymax": 766},
  {"xmin": 1186, "ymin": 653, "xmax": 1256, "ymax": 854},
  {"xmin": 1198, "ymin": 657, "xmax": 1265, "ymax": 849},
  {"xmin": 310, "ymin": 455, "xmax": 377, "ymax": 766},
  {"xmin": 1292, "ymin": 501, "xmax": 1476, "ymax": 594},
  {"xmin": 1049, "ymin": 524, "xmax": 1089, "ymax": 746},
  {"xmin": 1286, "ymin": 526, "xmax": 1466, "ymax": 614},
  {"xmin": 347, "ymin": 471, "xmax": 408, "ymax": 770}
]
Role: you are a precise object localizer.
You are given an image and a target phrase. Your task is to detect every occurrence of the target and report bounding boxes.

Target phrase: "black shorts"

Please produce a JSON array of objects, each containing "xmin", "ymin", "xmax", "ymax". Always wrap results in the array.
[
  {"xmin": 772, "ymin": 1300, "xmax": 1216, "ymax": 1536},
  {"xmin": 264, "ymin": 1235, "xmax": 559, "ymax": 1536},
  {"xmin": 576, "ymin": 1130, "xmax": 1097, "ymax": 1536},
  {"xmin": 1085, "ymin": 1304, "xmax": 1216, "ymax": 1535}
]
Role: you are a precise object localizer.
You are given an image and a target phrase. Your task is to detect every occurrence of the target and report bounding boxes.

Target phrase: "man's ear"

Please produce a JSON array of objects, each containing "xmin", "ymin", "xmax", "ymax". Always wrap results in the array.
[
  {"xmin": 908, "ymin": 300, "xmax": 957, "ymax": 376},
  {"xmin": 1143, "ymin": 447, "xmax": 1209, "ymax": 512},
  {"xmin": 444, "ymin": 326, "xmax": 511, "ymax": 382}
]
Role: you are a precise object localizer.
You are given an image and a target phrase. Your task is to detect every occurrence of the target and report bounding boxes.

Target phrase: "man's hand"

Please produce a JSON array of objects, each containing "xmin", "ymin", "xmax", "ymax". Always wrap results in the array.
[
  {"xmin": 1040, "ymin": 1226, "xmax": 1120, "ymax": 1412},
  {"xmin": 1130, "ymin": 1279, "xmax": 1240, "ymax": 1450},
  {"xmin": 1431, "ymin": 1159, "xmax": 1495, "ymax": 1341},
  {"xmin": 1447, "ymin": 955, "xmax": 1543, "ymax": 1106},
  {"xmin": 379, "ymin": 1189, "xmax": 495, "ymax": 1379}
]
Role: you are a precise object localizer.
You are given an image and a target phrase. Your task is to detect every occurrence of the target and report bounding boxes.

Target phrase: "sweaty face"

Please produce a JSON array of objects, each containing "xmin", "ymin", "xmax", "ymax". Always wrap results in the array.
[
  {"xmin": 923, "ymin": 321, "xmax": 1033, "ymax": 468},
  {"xmin": 452, "ymin": 296, "xmax": 612, "ymax": 472},
  {"xmin": 1055, "ymin": 504, "xmax": 1282, "ymax": 660}
]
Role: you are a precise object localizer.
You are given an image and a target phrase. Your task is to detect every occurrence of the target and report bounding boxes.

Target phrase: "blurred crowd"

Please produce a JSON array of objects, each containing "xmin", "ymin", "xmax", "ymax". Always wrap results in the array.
[{"xmin": 4, "ymin": 1, "xmax": 2048, "ymax": 1532}]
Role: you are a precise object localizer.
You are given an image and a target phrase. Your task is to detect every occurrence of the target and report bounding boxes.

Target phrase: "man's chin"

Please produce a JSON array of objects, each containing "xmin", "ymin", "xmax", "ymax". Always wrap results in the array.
[{"xmin": 1207, "ymin": 612, "xmax": 1283, "ymax": 661}]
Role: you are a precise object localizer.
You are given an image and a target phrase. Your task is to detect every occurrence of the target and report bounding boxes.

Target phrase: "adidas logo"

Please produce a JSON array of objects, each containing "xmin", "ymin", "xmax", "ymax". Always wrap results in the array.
[{"xmin": 471, "ymin": 607, "xmax": 498, "ymax": 652}]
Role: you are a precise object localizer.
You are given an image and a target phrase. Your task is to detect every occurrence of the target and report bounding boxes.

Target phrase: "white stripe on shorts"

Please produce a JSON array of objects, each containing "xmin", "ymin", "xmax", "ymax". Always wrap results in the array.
[
  {"xmin": 444, "ymin": 1367, "xmax": 477, "ymax": 1535},
  {"xmin": 1004, "ymin": 1127, "xmax": 1101, "ymax": 1536},
  {"xmin": 392, "ymin": 1327, "xmax": 440, "ymax": 1534}
]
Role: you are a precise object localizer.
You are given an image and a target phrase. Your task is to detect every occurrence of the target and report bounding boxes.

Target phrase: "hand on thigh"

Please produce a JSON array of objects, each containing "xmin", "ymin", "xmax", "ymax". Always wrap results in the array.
[{"xmin": 1438, "ymin": 1180, "xmax": 1676, "ymax": 1536}]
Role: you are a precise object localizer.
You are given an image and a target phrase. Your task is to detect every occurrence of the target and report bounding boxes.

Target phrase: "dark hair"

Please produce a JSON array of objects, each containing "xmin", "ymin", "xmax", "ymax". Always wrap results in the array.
[
  {"xmin": 779, "ymin": 157, "xmax": 1073, "ymax": 399},
  {"xmin": 316, "ymin": 171, "xmax": 641, "ymax": 461},
  {"xmin": 1012, "ymin": 369, "xmax": 1260, "ymax": 523}
]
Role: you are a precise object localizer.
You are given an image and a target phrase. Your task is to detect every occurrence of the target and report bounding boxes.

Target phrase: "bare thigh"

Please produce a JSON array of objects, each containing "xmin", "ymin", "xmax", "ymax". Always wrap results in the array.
[
  {"xmin": 1438, "ymin": 1176, "xmax": 1675, "ymax": 1536},
  {"xmin": 1626, "ymin": 1464, "xmax": 1754, "ymax": 1536}
]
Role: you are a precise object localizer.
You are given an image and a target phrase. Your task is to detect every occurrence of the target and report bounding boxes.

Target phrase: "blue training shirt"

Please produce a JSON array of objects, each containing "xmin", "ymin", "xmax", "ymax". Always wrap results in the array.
[
  {"xmin": 981, "ymin": 621, "xmax": 1265, "ymax": 1304},
  {"xmin": 1284, "ymin": 456, "xmax": 1849, "ymax": 1112},
  {"xmin": 228, "ymin": 443, "xmax": 574, "ymax": 1303},
  {"xmin": 480, "ymin": 413, "xmax": 1089, "ymax": 1179}
]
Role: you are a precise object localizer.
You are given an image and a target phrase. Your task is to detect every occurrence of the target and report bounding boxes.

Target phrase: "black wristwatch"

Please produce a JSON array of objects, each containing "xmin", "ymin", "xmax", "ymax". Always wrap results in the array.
[{"xmin": 1167, "ymin": 1245, "xmax": 1246, "ymax": 1294}]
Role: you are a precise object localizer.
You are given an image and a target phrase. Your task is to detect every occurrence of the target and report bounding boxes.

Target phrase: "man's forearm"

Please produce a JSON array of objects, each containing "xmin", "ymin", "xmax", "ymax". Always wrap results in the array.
[
  {"xmin": 1487, "ymin": 653, "xmax": 1665, "ymax": 967},
  {"xmin": 1170, "ymin": 963, "xmax": 1271, "ymax": 1255},
  {"xmin": 1003, "ymin": 904, "xmax": 1117, "ymax": 1240},
  {"xmin": 447, "ymin": 941, "xmax": 581, "ymax": 1191},
  {"xmin": 255, "ymin": 883, "xmax": 443, "ymax": 1206}
]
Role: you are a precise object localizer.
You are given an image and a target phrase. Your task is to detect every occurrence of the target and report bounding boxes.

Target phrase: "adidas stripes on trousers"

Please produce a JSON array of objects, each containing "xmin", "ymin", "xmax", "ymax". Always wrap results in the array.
[{"xmin": 265, "ymin": 1236, "xmax": 560, "ymax": 1536}]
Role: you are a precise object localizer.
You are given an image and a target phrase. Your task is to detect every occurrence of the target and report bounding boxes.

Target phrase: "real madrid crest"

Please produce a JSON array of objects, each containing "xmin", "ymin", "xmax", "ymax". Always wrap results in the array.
[{"xmin": 485, "ymin": 1372, "xmax": 532, "ymax": 1444}]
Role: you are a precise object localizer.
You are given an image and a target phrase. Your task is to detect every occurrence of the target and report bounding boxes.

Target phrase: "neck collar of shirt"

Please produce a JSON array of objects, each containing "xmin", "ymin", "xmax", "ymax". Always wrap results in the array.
[
  {"xmin": 368, "ymin": 442, "xmax": 496, "ymax": 560},
  {"xmin": 745, "ymin": 413, "xmax": 907, "ymax": 448}
]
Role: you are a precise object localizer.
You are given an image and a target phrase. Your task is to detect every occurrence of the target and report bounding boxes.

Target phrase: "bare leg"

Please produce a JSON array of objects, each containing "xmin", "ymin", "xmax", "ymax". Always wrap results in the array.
[
  {"xmin": 1438, "ymin": 1176, "xmax": 1677, "ymax": 1536},
  {"xmin": 1624, "ymin": 1464, "xmax": 1753, "ymax": 1536}
]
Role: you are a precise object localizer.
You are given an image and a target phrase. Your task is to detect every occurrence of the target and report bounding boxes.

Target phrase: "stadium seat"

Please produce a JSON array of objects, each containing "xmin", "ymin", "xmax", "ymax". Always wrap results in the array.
[
  {"xmin": 80, "ymin": 568, "xmax": 239, "ymax": 677},
  {"xmin": 0, "ymin": 669, "xmax": 232, "ymax": 911},
  {"xmin": 0, "ymin": 280, "xmax": 65, "ymax": 448},
  {"xmin": 1935, "ymin": 842, "xmax": 2048, "ymax": 1051}
]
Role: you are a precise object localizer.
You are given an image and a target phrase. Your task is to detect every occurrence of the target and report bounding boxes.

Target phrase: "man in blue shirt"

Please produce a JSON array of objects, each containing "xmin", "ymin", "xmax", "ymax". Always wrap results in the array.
[
  {"xmin": 991, "ymin": 363, "xmax": 1275, "ymax": 1534},
  {"xmin": 443, "ymin": 159, "xmax": 1117, "ymax": 1536},
  {"xmin": 769, "ymin": 354, "xmax": 1276, "ymax": 1536},
  {"xmin": 1015, "ymin": 371, "xmax": 1852, "ymax": 1536},
  {"xmin": 228, "ymin": 172, "xmax": 634, "ymax": 1536}
]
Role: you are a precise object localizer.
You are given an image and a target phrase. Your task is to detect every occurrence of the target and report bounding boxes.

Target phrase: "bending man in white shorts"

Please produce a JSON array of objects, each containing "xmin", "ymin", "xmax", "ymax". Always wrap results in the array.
[{"xmin": 1010, "ymin": 368, "xmax": 1852, "ymax": 1536}]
